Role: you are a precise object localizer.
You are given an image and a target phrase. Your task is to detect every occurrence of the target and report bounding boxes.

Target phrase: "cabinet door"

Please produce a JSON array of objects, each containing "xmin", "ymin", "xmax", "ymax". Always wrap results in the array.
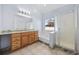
[
  {"xmin": 28, "ymin": 32, "xmax": 34, "ymax": 44},
  {"xmin": 11, "ymin": 37, "xmax": 21, "ymax": 51},
  {"xmin": 29, "ymin": 36, "xmax": 35, "ymax": 44},
  {"xmin": 21, "ymin": 32, "xmax": 29, "ymax": 47},
  {"xmin": 34, "ymin": 31, "xmax": 38, "ymax": 41},
  {"xmin": 11, "ymin": 33, "xmax": 21, "ymax": 51},
  {"xmin": 29, "ymin": 31, "xmax": 38, "ymax": 44}
]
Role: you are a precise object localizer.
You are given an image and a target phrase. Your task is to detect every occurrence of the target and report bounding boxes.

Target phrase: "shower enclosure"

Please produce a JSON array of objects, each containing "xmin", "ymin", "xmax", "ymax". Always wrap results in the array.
[
  {"xmin": 54, "ymin": 5, "xmax": 79, "ymax": 53},
  {"xmin": 56, "ymin": 12, "xmax": 75, "ymax": 51}
]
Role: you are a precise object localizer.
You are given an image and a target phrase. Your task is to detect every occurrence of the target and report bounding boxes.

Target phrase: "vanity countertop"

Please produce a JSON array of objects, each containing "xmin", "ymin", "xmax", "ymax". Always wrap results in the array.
[
  {"xmin": 49, "ymin": 31, "xmax": 56, "ymax": 34},
  {"xmin": 0, "ymin": 29, "xmax": 37, "ymax": 35}
]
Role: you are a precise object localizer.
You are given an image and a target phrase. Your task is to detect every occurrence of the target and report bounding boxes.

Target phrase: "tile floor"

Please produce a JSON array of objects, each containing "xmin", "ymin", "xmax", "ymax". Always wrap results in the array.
[{"xmin": 10, "ymin": 42, "xmax": 73, "ymax": 55}]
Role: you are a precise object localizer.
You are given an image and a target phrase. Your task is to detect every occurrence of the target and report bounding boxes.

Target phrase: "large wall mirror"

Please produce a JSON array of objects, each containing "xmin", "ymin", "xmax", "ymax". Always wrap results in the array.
[{"xmin": 44, "ymin": 18, "xmax": 55, "ymax": 32}]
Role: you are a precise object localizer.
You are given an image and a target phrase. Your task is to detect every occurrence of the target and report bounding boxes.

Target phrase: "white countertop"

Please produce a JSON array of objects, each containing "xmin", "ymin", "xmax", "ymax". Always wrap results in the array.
[
  {"xmin": 50, "ymin": 31, "xmax": 56, "ymax": 34},
  {"xmin": 0, "ymin": 29, "xmax": 37, "ymax": 35}
]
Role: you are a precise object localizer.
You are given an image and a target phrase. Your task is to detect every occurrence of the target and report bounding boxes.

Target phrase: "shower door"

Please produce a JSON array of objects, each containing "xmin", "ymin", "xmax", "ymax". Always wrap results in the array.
[{"xmin": 57, "ymin": 12, "xmax": 75, "ymax": 50}]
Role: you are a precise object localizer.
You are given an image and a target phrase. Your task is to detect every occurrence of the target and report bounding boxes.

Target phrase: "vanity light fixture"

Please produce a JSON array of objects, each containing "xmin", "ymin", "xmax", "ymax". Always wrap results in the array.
[{"xmin": 17, "ymin": 8, "xmax": 32, "ymax": 18}]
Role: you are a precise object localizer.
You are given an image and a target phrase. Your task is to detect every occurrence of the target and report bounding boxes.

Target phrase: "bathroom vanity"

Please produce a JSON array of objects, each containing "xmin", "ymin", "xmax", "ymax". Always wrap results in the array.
[
  {"xmin": 0, "ymin": 30, "xmax": 38, "ymax": 54},
  {"xmin": 11, "ymin": 31, "xmax": 38, "ymax": 51}
]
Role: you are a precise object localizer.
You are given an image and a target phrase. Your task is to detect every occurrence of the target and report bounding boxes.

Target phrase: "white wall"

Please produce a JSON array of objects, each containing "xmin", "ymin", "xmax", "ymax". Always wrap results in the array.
[
  {"xmin": 2, "ymin": 5, "xmax": 15, "ymax": 30},
  {"xmin": 31, "ymin": 11, "xmax": 42, "ymax": 36},
  {"xmin": 0, "ymin": 4, "xmax": 42, "ymax": 34},
  {"xmin": 2, "ymin": 4, "xmax": 31, "ymax": 30},
  {"xmin": 0, "ymin": 5, "xmax": 2, "ymax": 31}
]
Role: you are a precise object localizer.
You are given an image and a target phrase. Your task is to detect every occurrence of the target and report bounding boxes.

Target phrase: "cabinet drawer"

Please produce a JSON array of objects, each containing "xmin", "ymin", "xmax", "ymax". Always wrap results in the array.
[
  {"xmin": 12, "ymin": 43, "xmax": 21, "ymax": 51},
  {"xmin": 11, "ymin": 33, "xmax": 21, "ymax": 38},
  {"xmin": 12, "ymin": 41, "xmax": 20, "ymax": 45},
  {"xmin": 12, "ymin": 45, "xmax": 20, "ymax": 51},
  {"xmin": 22, "ymin": 32, "xmax": 29, "ymax": 36},
  {"xmin": 22, "ymin": 37, "xmax": 28, "ymax": 43},
  {"xmin": 35, "ymin": 33, "xmax": 38, "ymax": 36},
  {"xmin": 29, "ymin": 35, "xmax": 34, "ymax": 37},
  {"xmin": 29, "ymin": 32, "xmax": 35, "ymax": 35},
  {"xmin": 12, "ymin": 41, "xmax": 20, "ymax": 46},
  {"xmin": 12, "ymin": 43, "xmax": 20, "ymax": 47},
  {"xmin": 12, "ymin": 37, "xmax": 21, "ymax": 42}
]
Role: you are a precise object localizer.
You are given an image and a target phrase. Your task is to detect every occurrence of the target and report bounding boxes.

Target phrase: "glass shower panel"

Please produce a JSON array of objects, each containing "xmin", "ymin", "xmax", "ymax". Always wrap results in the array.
[{"xmin": 57, "ymin": 12, "xmax": 75, "ymax": 50}]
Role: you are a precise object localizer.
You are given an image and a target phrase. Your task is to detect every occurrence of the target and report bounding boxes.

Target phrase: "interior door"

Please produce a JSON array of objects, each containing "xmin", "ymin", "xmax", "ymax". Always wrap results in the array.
[{"xmin": 58, "ymin": 12, "xmax": 75, "ymax": 50}]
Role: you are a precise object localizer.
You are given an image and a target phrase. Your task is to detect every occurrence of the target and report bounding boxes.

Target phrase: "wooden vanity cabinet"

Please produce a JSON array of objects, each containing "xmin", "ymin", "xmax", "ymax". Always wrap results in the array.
[
  {"xmin": 11, "ymin": 31, "xmax": 38, "ymax": 51},
  {"xmin": 29, "ymin": 31, "xmax": 38, "ymax": 44},
  {"xmin": 21, "ymin": 32, "xmax": 29, "ymax": 47},
  {"xmin": 11, "ymin": 33, "xmax": 21, "ymax": 51}
]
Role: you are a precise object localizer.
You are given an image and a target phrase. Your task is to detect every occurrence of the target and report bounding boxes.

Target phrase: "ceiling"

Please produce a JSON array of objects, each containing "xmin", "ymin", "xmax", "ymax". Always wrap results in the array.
[{"xmin": 17, "ymin": 4, "xmax": 68, "ymax": 14}]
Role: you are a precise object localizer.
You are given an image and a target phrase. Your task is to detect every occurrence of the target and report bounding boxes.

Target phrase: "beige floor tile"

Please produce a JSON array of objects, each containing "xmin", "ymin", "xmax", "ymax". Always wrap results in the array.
[{"xmin": 10, "ymin": 42, "xmax": 72, "ymax": 55}]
